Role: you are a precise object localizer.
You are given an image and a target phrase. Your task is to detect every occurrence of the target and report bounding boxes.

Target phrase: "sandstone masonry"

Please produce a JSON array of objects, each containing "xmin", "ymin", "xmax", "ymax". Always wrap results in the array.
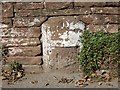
[{"xmin": 1, "ymin": 2, "xmax": 119, "ymax": 72}]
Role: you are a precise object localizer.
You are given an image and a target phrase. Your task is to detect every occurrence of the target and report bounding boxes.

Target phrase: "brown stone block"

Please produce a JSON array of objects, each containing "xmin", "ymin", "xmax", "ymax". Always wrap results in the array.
[
  {"xmin": 41, "ymin": 8, "xmax": 91, "ymax": 16},
  {"xmin": 91, "ymin": 7, "xmax": 118, "ymax": 14},
  {"xmin": 105, "ymin": 2, "xmax": 119, "ymax": 7},
  {"xmin": 1, "ymin": 27, "xmax": 41, "ymax": 38},
  {"xmin": 8, "ymin": 46, "xmax": 41, "ymax": 56},
  {"xmin": 6, "ymin": 56, "xmax": 42, "ymax": 65},
  {"xmin": 74, "ymin": 2, "xmax": 107, "ymax": 7},
  {"xmin": 44, "ymin": 2, "xmax": 73, "ymax": 10},
  {"xmin": 79, "ymin": 15, "xmax": 104, "ymax": 25},
  {"xmin": 1, "ymin": 38, "xmax": 40, "ymax": 47},
  {"xmin": 1, "ymin": 18, "xmax": 12, "ymax": 27},
  {"xmin": 13, "ymin": 17, "xmax": 48, "ymax": 27},
  {"xmin": 78, "ymin": 15, "xmax": 118, "ymax": 25},
  {"xmin": 16, "ymin": 8, "xmax": 91, "ymax": 17},
  {"xmin": 87, "ymin": 24, "xmax": 118, "ymax": 33},
  {"xmin": 74, "ymin": 2, "xmax": 95, "ymax": 7},
  {"xmin": 74, "ymin": 2, "xmax": 119, "ymax": 7},
  {"xmin": 2, "ymin": 3, "xmax": 13, "ymax": 17},
  {"xmin": 15, "ymin": 9, "xmax": 42, "ymax": 17},
  {"xmin": 104, "ymin": 15, "xmax": 118, "ymax": 24},
  {"xmin": 14, "ymin": 2, "xmax": 44, "ymax": 10},
  {"xmin": 13, "ymin": 17, "xmax": 47, "ymax": 27}
]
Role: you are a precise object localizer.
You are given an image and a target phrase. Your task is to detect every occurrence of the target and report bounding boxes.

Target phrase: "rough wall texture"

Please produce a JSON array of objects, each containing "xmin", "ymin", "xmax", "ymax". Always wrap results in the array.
[{"xmin": 1, "ymin": 2, "xmax": 119, "ymax": 71}]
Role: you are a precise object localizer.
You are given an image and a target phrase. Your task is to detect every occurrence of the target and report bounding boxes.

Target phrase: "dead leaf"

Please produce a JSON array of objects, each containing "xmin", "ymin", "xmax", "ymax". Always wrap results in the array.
[
  {"xmin": 30, "ymin": 71, "xmax": 36, "ymax": 74},
  {"xmin": 45, "ymin": 83, "xmax": 49, "ymax": 86},
  {"xmin": 58, "ymin": 77, "xmax": 73, "ymax": 84},
  {"xmin": 91, "ymin": 73, "xmax": 97, "ymax": 77},
  {"xmin": 75, "ymin": 80, "xmax": 88, "ymax": 87},
  {"xmin": 98, "ymin": 82, "xmax": 103, "ymax": 85},
  {"xmin": 17, "ymin": 72, "xmax": 22, "ymax": 78},
  {"xmin": 30, "ymin": 80, "xmax": 38, "ymax": 84}
]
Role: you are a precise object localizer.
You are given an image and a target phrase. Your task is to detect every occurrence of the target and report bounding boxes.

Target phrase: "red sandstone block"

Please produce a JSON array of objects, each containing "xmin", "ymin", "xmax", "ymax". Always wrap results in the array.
[
  {"xmin": 8, "ymin": 46, "xmax": 41, "ymax": 56},
  {"xmin": 91, "ymin": 7, "xmax": 118, "ymax": 14},
  {"xmin": 1, "ymin": 18, "xmax": 12, "ymax": 27},
  {"xmin": 15, "ymin": 9, "xmax": 42, "ymax": 17},
  {"xmin": 14, "ymin": 2, "xmax": 44, "ymax": 10},
  {"xmin": 78, "ymin": 15, "xmax": 118, "ymax": 25},
  {"xmin": 41, "ymin": 8, "xmax": 91, "ymax": 16},
  {"xmin": 44, "ymin": 2, "xmax": 73, "ymax": 10},
  {"xmin": 2, "ymin": 3, "xmax": 13, "ymax": 17},
  {"xmin": 1, "ymin": 38, "xmax": 41, "ymax": 47},
  {"xmin": 13, "ymin": 17, "xmax": 48, "ymax": 27},
  {"xmin": 1, "ymin": 27, "xmax": 41, "ymax": 38},
  {"xmin": 87, "ymin": 24, "xmax": 118, "ymax": 33},
  {"xmin": 6, "ymin": 56, "xmax": 42, "ymax": 65}
]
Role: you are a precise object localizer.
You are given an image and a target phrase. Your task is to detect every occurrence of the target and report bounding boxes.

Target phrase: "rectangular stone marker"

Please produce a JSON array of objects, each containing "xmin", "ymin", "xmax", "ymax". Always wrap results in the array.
[{"xmin": 42, "ymin": 16, "xmax": 85, "ymax": 72}]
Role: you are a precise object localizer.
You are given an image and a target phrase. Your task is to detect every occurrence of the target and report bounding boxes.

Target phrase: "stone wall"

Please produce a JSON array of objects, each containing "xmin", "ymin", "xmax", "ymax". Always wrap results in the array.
[{"xmin": 1, "ymin": 2, "xmax": 119, "ymax": 71}]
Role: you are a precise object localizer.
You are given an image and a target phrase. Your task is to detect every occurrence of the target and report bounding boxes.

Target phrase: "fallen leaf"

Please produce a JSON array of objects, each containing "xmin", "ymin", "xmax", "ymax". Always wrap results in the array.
[
  {"xmin": 98, "ymin": 82, "xmax": 103, "ymax": 85},
  {"xmin": 30, "ymin": 80, "xmax": 38, "ymax": 84},
  {"xmin": 17, "ymin": 72, "xmax": 22, "ymax": 78},
  {"xmin": 30, "ymin": 71, "xmax": 36, "ymax": 74},
  {"xmin": 91, "ymin": 73, "xmax": 97, "ymax": 77},
  {"xmin": 45, "ymin": 83, "xmax": 49, "ymax": 86},
  {"xmin": 75, "ymin": 80, "xmax": 88, "ymax": 87},
  {"xmin": 58, "ymin": 77, "xmax": 73, "ymax": 84}
]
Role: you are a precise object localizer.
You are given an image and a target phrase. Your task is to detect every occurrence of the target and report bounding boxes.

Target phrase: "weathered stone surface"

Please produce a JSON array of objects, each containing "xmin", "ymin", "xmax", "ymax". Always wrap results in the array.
[
  {"xmin": 74, "ymin": 2, "xmax": 106, "ymax": 7},
  {"xmin": 1, "ymin": 18, "xmax": 12, "ymax": 27},
  {"xmin": 91, "ymin": 7, "xmax": 118, "ymax": 14},
  {"xmin": 6, "ymin": 56, "xmax": 42, "ymax": 65},
  {"xmin": 78, "ymin": 15, "xmax": 118, "ymax": 25},
  {"xmin": 87, "ymin": 24, "xmax": 118, "ymax": 33},
  {"xmin": 8, "ymin": 46, "xmax": 41, "ymax": 56},
  {"xmin": 2, "ymin": 3, "xmax": 13, "ymax": 17},
  {"xmin": 16, "ymin": 8, "xmax": 91, "ymax": 17},
  {"xmin": 42, "ymin": 16, "xmax": 85, "ymax": 47},
  {"xmin": 15, "ymin": 9, "xmax": 42, "ymax": 17},
  {"xmin": 44, "ymin": 2, "xmax": 73, "ymax": 10},
  {"xmin": 74, "ymin": 2, "xmax": 119, "ymax": 7},
  {"xmin": 14, "ymin": 2, "xmax": 44, "ymax": 10},
  {"xmin": 1, "ymin": 38, "xmax": 40, "ymax": 46},
  {"xmin": 105, "ymin": 2, "xmax": 119, "ymax": 7},
  {"xmin": 42, "ymin": 16, "xmax": 85, "ymax": 72},
  {"xmin": 104, "ymin": 15, "xmax": 118, "ymax": 24},
  {"xmin": 1, "ymin": 27, "xmax": 41, "ymax": 38},
  {"xmin": 13, "ymin": 17, "xmax": 48, "ymax": 27},
  {"xmin": 41, "ymin": 8, "xmax": 91, "ymax": 16},
  {"xmin": 49, "ymin": 47, "xmax": 79, "ymax": 70}
]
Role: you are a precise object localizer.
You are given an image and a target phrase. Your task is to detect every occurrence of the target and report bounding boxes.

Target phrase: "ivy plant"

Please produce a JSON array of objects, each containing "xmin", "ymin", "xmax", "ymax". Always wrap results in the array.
[{"xmin": 79, "ymin": 30, "xmax": 119, "ymax": 75}]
